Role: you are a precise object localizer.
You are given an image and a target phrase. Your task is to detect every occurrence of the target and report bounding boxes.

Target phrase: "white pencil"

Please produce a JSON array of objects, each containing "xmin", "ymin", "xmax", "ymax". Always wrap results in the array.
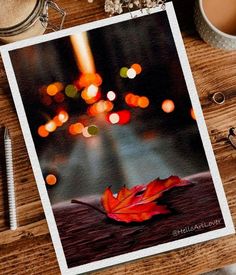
[{"xmin": 4, "ymin": 127, "xmax": 17, "ymax": 230}]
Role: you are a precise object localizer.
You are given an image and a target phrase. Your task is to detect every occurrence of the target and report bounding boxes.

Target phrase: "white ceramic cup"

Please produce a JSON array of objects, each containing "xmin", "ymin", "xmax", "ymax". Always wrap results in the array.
[{"xmin": 194, "ymin": 0, "xmax": 236, "ymax": 50}]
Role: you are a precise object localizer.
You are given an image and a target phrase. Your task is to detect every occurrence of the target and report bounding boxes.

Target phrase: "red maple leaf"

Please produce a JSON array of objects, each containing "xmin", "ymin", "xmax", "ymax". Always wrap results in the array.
[
  {"xmin": 101, "ymin": 176, "xmax": 190, "ymax": 223},
  {"xmin": 71, "ymin": 176, "xmax": 190, "ymax": 223}
]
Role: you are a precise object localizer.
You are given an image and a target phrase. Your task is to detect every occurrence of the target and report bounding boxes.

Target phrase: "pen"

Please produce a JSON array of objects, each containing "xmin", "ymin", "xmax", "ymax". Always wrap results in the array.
[{"xmin": 4, "ymin": 127, "xmax": 17, "ymax": 230}]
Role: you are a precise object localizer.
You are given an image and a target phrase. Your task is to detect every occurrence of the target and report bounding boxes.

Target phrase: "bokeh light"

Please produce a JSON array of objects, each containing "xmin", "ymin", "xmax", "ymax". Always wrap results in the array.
[
  {"xmin": 161, "ymin": 99, "xmax": 175, "ymax": 113},
  {"xmin": 47, "ymin": 84, "xmax": 59, "ymax": 96},
  {"xmin": 127, "ymin": 68, "xmax": 137, "ymax": 79},
  {"xmin": 45, "ymin": 174, "xmax": 57, "ymax": 185},
  {"xmin": 65, "ymin": 84, "xmax": 78, "ymax": 98},
  {"xmin": 125, "ymin": 93, "xmax": 140, "ymax": 107},
  {"xmin": 69, "ymin": 122, "xmax": 84, "ymax": 135},
  {"xmin": 76, "ymin": 73, "xmax": 102, "ymax": 88},
  {"xmin": 54, "ymin": 92, "xmax": 65, "ymax": 103},
  {"xmin": 88, "ymin": 125, "xmax": 99, "ymax": 135},
  {"xmin": 131, "ymin": 63, "xmax": 142, "ymax": 74},
  {"xmin": 82, "ymin": 126, "xmax": 92, "ymax": 138},
  {"xmin": 120, "ymin": 67, "xmax": 128, "ymax": 78},
  {"xmin": 54, "ymin": 82, "xmax": 64, "ymax": 92},
  {"xmin": 53, "ymin": 116, "xmax": 63, "ymax": 127},
  {"xmin": 45, "ymin": 120, "xmax": 57, "ymax": 132},
  {"xmin": 190, "ymin": 108, "xmax": 196, "ymax": 120},
  {"xmin": 88, "ymin": 100, "xmax": 113, "ymax": 116},
  {"xmin": 138, "ymin": 96, "xmax": 149, "ymax": 108},
  {"xmin": 109, "ymin": 113, "xmax": 120, "ymax": 124},
  {"xmin": 107, "ymin": 91, "xmax": 116, "ymax": 101},
  {"xmin": 58, "ymin": 110, "xmax": 69, "ymax": 123},
  {"xmin": 117, "ymin": 110, "xmax": 131, "ymax": 124},
  {"xmin": 38, "ymin": 125, "xmax": 49, "ymax": 137},
  {"xmin": 87, "ymin": 84, "xmax": 98, "ymax": 97}
]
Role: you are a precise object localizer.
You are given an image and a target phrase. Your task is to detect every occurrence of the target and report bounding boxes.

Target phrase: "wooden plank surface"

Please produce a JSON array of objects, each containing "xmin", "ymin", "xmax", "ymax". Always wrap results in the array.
[
  {"xmin": 0, "ymin": 0, "xmax": 236, "ymax": 274},
  {"xmin": 53, "ymin": 172, "xmax": 224, "ymax": 268}
]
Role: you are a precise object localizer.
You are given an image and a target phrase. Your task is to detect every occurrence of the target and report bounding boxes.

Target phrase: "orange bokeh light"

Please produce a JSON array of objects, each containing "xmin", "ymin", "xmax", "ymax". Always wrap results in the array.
[
  {"xmin": 131, "ymin": 63, "xmax": 142, "ymax": 74},
  {"xmin": 46, "ymin": 174, "xmax": 57, "ymax": 185},
  {"xmin": 58, "ymin": 111, "xmax": 69, "ymax": 123},
  {"xmin": 76, "ymin": 73, "xmax": 102, "ymax": 88},
  {"xmin": 45, "ymin": 120, "xmax": 57, "ymax": 132},
  {"xmin": 54, "ymin": 82, "xmax": 64, "ymax": 91},
  {"xmin": 125, "ymin": 93, "xmax": 140, "ymax": 107},
  {"xmin": 69, "ymin": 123, "xmax": 84, "ymax": 135},
  {"xmin": 38, "ymin": 125, "xmax": 49, "ymax": 137},
  {"xmin": 190, "ymin": 108, "xmax": 196, "ymax": 120},
  {"xmin": 161, "ymin": 99, "xmax": 175, "ymax": 113},
  {"xmin": 47, "ymin": 84, "xmax": 59, "ymax": 96},
  {"xmin": 125, "ymin": 93, "xmax": 133, "ymax": 105},
  {"xmin": 53, "ymin": 116, "xmax": 63, "ymax": 127},
  {"xmin": 138, "ymin": 96, "xmax": 149, "ymax": 108}
]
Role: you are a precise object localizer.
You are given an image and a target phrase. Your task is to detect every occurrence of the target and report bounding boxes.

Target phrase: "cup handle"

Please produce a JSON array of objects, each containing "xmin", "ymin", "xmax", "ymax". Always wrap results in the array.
[{"xmin": 40, "ymin": 0, "xmax": 66, "ymax": 31}]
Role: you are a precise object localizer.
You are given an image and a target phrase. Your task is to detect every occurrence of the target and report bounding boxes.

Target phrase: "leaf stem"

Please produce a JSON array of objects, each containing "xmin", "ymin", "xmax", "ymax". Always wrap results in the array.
[{"xmin": 71, "ymin": 199, "xmax": 106, "ymax": 215}]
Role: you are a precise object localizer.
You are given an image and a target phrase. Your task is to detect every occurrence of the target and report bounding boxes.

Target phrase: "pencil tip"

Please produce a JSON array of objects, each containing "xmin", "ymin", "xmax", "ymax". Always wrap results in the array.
[{"xmin": 4, "ymin": 127, "xmax": 10, "ymax": 139}]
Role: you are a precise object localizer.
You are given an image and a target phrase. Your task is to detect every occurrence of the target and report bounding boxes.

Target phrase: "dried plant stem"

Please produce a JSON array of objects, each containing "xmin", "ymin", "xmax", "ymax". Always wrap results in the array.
[{"xmin": 71, "ymin": 199, "xmax": 106, "ymax": 215}]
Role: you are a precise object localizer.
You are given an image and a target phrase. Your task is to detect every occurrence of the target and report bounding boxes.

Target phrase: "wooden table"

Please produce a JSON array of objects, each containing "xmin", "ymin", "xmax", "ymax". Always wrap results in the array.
[{"xmin": 0, "ymin": 0, "xmax": 236, "ymax": 274}]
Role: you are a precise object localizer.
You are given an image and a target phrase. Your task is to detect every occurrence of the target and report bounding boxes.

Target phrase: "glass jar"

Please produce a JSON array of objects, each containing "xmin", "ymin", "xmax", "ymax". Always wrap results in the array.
[{"xmin": 0, "ymin": 0, "xmax": 66, "ymax": 44}]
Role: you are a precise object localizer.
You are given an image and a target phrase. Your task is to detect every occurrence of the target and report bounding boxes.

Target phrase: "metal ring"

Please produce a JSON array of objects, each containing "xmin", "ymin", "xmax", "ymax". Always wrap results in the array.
[{"xmin": 212, "ymin": 92, "xmax": 225, "ymax": 105}]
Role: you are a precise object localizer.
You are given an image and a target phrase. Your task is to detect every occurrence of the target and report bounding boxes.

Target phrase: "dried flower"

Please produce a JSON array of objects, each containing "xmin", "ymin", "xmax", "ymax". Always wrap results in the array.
[{"xmin": 104, "ymin": 0, "xmax": 165, "ymax": 16}]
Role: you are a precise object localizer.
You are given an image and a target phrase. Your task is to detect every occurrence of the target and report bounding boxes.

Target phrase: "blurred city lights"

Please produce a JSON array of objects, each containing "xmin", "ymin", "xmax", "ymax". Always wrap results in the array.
[
  {"xmin": 109, "ymin": 113, "xmax": 120, "ymax": 124},
  {"xmin": 107, "ymin": 91, "xmax": 116, "ymax": 101},
  {"xmin": 65, "ymin": 84, "xmax": 78, "ymax": 98},
  {"xmin": 45, "ymin": 120, "xmax": 57, "ymax": 132},
  {"xmin": 190, "ymin": 108, "xmax": 196, "ymax": 120},
  {"xmin": 58, "ymin": 110, "xmax": 69, "ymax": 123},
  {"xmin": 45, "ymin": 174, "xmax": 57, "ymax": 185},
  {"xmin": 38, "ymin": 125, "xmax": 49, "ymax": 138},
  {"xmin": 120, "ymin": 67, "xmax": 128, "ymax": 78},
  {"xmin": 127, "ymin": 68, "xmax": 137, "ymax": 79},
  {"xmin": 138, "ymin": 96, "xmax": 149, "ymax": 108},
  {"xmin": 131, "ymin": 63, "xmax": 142, "ymax": 74},
  {"xmin": 162, "ymin": 99, "xmax": 175, "ymax": 113}
]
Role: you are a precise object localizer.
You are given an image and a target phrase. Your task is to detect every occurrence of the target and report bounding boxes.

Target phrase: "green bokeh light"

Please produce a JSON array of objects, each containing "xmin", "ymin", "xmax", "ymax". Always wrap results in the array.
[
  {"xmin": 65, "ymin": 84, "xmax": 78, "ymax": 98},
  {"xmin": 88, "ymin": 125, "xmax": 99, "ymax": 135},
  {"xmin": 120, "ymin": 67, "xmax": 128, "ymax": 78}
]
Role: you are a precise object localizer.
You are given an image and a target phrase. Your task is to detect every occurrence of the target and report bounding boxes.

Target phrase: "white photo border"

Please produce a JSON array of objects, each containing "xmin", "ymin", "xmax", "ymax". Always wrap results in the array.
[{"xmin": 1, "ymin": 3, "xmax": 235, "ymax": 274}]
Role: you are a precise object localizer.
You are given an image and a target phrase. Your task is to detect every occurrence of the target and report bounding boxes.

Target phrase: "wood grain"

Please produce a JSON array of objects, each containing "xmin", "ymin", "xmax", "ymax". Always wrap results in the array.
[{"xmin": 0, "ymin": 0, "xmax": 236, "ymax": 274}]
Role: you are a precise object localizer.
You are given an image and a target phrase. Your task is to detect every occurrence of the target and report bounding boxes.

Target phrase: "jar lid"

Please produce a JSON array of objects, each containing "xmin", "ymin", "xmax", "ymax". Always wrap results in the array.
[{"xmin": 0, "ymin": 0, "xmax": 42, "ymax": 29}]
